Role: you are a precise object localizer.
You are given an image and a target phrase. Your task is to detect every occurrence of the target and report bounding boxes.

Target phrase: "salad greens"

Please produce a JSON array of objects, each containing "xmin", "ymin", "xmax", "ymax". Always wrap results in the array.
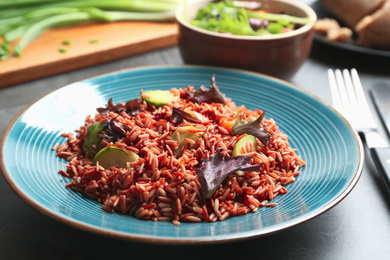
[
  {"xmin": 0, "ymin": 0, "xmax": 180, "ymax": 60},
  {"xmin": 196, "ymin": 149, "xmax": 261, "ymax": 198},
  {"xmin": 82, "ymin": 122, "xmax": 106, "ymax": 157},
  {"xmin": 103, "ymin": 117, "xmax": 128, "ymax": 142},
  {"xmin": 172, "ymin": 107, "xmax": 202, "ymax": 124},
  {"xmin": 97, "ymin": 98, "xmax": 141, "ymax": 115},
  {"xmin": 231, "ymin": 110, "xmax": 272, "ymax": 146},
  {"xmin": 191, "ymin": 0, "xmax": 311, "ymax": 36},
  {"xmin": 189, "ymin": 74, "xmax": 226, "ymax": 105}
]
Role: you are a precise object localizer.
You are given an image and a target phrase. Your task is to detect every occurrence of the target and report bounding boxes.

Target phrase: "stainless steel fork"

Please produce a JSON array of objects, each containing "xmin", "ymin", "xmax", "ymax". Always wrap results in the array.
[{"xmin": 328, "ymin": 68, "xmax": 390, "ymax": 191}]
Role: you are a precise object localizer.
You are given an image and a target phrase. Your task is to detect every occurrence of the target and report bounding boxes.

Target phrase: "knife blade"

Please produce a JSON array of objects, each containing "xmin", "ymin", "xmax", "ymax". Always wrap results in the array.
[
  {"xmin": 371, "ymin": 82, "xmax": 390, "ymax": 138},
  {"xmin": 370, "ymin": 82, "xmax": 390, "ymax": 191}
]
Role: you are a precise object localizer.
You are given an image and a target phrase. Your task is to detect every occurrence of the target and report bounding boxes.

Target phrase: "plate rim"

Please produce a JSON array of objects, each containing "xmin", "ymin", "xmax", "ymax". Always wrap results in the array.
[
  {"xmin": 0, "ymin": 64, "xmax": 364, "ymax": 244},
  {"xmin": 313, "ymin": 32, "xmax": 390, "ymax": 58}
]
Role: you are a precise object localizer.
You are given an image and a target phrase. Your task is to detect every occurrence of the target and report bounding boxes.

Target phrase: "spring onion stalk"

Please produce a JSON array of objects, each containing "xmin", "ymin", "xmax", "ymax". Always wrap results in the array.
[
  {"xmin": 230, "ymin": 1, "xmax": 311, "ymax": 24},
  {"xmin": 14, "ymin": 12, "xmax": 93, "ymax": 56},
  {"xmin": 4, "ymin": 24, "xmax": 32, "ymax": 42},
  {"xmin": 0, "ymin": 0, "xmax": 180, "ymax": 13},
  {"xmin": 0, "ymin": 0, "xmax": 181, "ymax": 60},
  {"xmin": 247, "ymin": 12, "xmax": 311, "ymax": 25},
  {"xmin": 106, "ymin": 10, "xmax": 176, "ymax": 22},
  {"xmin": 0, "ymin": 8, "xmax": 79, "ymax": 35},
  {"xmin": 23, "ymin": 7, "xmax": 81, "ymax": 20},
  {"xmin": 0, "ymin": 0, "xmax": 179, "ymax": 19},
  {"xmin": 0, "ymin": 17, "xmax": 21, "ymax": 26}
]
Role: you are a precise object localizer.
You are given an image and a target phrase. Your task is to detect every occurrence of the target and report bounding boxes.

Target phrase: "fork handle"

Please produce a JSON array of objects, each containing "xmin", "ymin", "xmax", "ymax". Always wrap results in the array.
[{"xmin": 370, "ymin": 147, "xmax": 390, "ymax": 191}]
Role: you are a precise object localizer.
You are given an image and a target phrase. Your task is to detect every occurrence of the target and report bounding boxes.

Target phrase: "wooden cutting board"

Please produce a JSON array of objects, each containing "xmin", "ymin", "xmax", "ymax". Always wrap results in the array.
[{"xmin": 0, "ymin": 21, "xmax": 178, "ymax": 88}]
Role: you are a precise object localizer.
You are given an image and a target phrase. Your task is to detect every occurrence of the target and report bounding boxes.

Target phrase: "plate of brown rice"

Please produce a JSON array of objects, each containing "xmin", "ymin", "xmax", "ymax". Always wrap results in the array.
[{"xmin": 0, "ymin": 65, "xmax": 363, "ymax": 243}]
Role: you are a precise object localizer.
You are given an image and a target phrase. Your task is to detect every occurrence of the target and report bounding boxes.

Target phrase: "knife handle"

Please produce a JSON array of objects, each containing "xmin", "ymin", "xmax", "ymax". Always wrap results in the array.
[{"xmin": 370, "ymin": 147, "xmax": 390, "ymax": 191}]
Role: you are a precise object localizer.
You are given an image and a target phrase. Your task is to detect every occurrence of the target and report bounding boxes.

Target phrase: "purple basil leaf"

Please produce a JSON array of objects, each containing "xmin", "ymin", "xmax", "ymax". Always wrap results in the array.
[
  {"xmin": 192, "ymin": 74, "xmax": 226, "ymax": 105},
  {"xmin": 97, "ymin": 98, "xmax": 141, "ymax": 116},
  {"xmin": 97, "ymin": 98, "xmax": 122, "ymax": 114},
  {"xmin": 172, "ymin": 107, "xmax": 201, "ymax": 124},
  {"xmin": 102, "ymin": 117, "xmax": 128, "ymax": 142},
  {"xmin": 231, "ymin": 111, "xmax": 273, "ymax": 146},
  {"xmin": 125, "ymin": 98, "xmax": 142, "ymax": 115},
  {"xmin": 196, "ymin": 150, "xmax": 261, "ymax": 198}
]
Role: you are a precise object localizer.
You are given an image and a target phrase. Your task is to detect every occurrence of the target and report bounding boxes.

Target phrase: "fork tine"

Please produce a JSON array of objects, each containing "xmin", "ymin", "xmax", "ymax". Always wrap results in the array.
[
  {"xmin": 334, "ymin": 69, "xmax": 351, "ymax": 113},
  {"xmin": 328, "ymin": 69, "xmax": 353, "ymax": 121},
  {"xmin": 350, "ymin": 68, "xmax": 377, "ymax": 128},
  {"xmin": 328, "ymin": 68, "xmax": 377, "ymax": 130},
  {"xmin": 351, "ymin": 69, "xmax": 371, "ymax": 115},
  {"xmin": 342, "ymin": 69, "xmax": 359, "ymax": 111},
  {"xmin": 328, "ymin": 69, "xmax": 343, "ymax": 112}
]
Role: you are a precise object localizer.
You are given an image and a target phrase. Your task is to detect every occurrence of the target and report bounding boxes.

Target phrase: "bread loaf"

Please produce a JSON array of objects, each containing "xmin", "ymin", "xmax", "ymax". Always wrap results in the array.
[
  {"xmin": 320, "ymin": 0, "xmax": 385, "ymax": 27},
  {"xmin": 355, "ymin": 1, "xmax": 390, "ymax": 49},
  {"xmin": 320, "ymin": 0, "xmax": 390, "ymax": 50}
]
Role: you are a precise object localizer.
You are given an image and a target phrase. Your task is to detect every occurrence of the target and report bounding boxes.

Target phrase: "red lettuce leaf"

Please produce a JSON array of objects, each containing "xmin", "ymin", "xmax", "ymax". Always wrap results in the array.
[
  {"xmin": 97, "ymin": 98, "xmax": 141, "ymax": 116},
  {"xmin": 101, "ymin": 117, "xmax": 131, "ymax": 142},
  {"xmin": 231, "ymin": 111, "xmax": 272, "ymax": 146},
  {"xmin": 190, "ymin": 74, "xmax": 226, "ymax": 105},
  {"xmin": 196, "ymin": 150, "xmax": 261, "ymax": 198},
  {"xmin": 172, "ymin": 107, "xmax": 201, "ymax": 124}
]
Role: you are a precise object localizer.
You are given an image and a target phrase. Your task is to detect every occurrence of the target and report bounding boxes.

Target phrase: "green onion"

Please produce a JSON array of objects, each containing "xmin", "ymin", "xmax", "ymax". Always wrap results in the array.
[
  {"xmin": 0, "ymin": 0, "xmax": 180, "ymax": 59},
  {"xmin": 62, "ymin": 40, "xmax": 71, "ymax": 45},
  {"xmin": 0, "ymin": 41, "xmax": 11, "ymax": 61},
  {"xmin": 59, "ymin": 47, "xmax": 67, "ymax": 53},
  {"xmin": 0, "ymin": 0, "xmax": 180, "ymax": 13},
  {"xmin": 248, "ymin": 12, "xmax": 311, "ymax": 25},
  {"xmin": 1, "ymin": 42, "xmax": 11, "ymax": 52},
  {"xmin": 14, "ymin": 12, "xmax": 93, "ymax": 56},
  {"xmin": 0, "ymin": 48, "xmax": 7, "ymax": 56}
]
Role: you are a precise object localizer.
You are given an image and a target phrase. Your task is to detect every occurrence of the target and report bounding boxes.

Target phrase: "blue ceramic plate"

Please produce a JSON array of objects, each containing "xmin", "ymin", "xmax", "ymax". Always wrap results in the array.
[{"xmin": 0, "ymin": 65, "xmax": 363, "ymax": 243}]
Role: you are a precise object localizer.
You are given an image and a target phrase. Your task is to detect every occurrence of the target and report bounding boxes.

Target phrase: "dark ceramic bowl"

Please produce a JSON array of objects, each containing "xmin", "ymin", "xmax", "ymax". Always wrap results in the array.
[{"xmin": 175, "ymin": 0, "xmax": 317, "ymax": 79}]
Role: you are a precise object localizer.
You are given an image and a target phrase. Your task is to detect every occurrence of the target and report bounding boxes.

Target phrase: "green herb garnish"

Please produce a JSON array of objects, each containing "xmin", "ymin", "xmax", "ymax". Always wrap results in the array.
[
  {"xmin": 89, "ymin": 38, "xmax": 99, "ymax": 43},
  {"xmin": 62, "ymin": 40, "xmax": 71, "ymax": 45}
]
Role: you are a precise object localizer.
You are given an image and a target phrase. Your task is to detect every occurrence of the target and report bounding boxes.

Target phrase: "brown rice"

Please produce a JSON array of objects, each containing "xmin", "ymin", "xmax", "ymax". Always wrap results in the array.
[{"xmin": 55, "ymin": 85, "xmax": 306, "ymax": 225}]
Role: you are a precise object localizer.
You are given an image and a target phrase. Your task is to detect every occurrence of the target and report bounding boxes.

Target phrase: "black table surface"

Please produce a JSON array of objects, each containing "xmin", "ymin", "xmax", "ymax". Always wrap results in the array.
[{"xmin": 1, "ymin": 2, "xmax": 390, "ymax": 259}]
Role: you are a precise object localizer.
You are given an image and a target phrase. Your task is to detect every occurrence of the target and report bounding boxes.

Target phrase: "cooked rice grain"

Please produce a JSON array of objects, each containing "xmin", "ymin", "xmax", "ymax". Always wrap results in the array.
[{"xmin": 56, "ymin": 85, "xmax": 305, "ymax": 225}]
